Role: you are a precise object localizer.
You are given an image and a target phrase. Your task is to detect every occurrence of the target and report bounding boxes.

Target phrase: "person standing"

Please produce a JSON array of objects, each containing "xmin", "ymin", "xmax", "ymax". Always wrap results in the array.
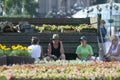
[{"xmin": 98, "ymin": 20, "xmax": 107, "ymax": 60}]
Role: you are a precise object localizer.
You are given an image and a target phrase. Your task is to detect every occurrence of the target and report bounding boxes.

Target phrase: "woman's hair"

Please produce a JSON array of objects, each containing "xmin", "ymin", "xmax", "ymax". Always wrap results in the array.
[
  {"xmin": 31, "ymin": 37, "xmax": 39, "ymax": 44},
  {"xmin": 110, "ymin": 35, "xmax": 118, "ymax": 41}
]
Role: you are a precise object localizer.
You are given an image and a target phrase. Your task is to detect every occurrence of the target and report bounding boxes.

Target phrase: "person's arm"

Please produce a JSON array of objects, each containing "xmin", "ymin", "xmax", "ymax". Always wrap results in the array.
[
  {"xmin": 60, "ymin": 41, "xmax": 65, "ymax": 55},
  {"xmin": 88, "ymin": 45, "xmax": 93, "ymax": 60},
  {"xmin": 89, "ymin": 45, "xmax": 93, "ymax": 55},
  {"xmin": 40, "ymin": 46, "xmax": 43, "ymax": 59},
  {"xmin": 111, "ymin": 44, "xmax": 120, "ymax": 56},
  {"xmin": 77, "ymin": 54, "xmax": 81, "ymax": 59},
  {"xmin": 75, "ymin": 45, "xmax": 81, "ymax": 59},
  {"xmin": 106, "ymin": 44, "xmax": 112, "ymax": 56},
  {"xmin": 60, "ymin": 41, "xmax": 65, "ymax": 58},
  {"xmin": 48, "ymin": 43, "xmax": 52, "ymax": 57}
]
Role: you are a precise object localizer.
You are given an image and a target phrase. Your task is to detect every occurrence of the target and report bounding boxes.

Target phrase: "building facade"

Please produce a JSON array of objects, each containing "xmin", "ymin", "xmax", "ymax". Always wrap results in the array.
[{"xmin": 38, "ymin": 0, "xmax": 96, "ymax": 18}]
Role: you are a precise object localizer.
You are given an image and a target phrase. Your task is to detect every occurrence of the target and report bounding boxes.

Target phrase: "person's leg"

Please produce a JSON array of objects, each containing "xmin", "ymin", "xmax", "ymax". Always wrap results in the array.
[
  {"xmin": 44, "ymin": 56, "xmax": 53, "ymax": 61},
  {"xmin": 117, "ymin": 56, "xmax": 120, "ymax": 61},
  {"xmin": 110, "ymin": 56, "xmax": 119, "ymax": 61}
]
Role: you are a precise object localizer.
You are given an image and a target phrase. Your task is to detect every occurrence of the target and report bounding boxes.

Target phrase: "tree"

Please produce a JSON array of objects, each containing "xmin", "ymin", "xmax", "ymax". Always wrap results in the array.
[
  {"xmin": 1, "ymin": 0, "xmax": 39, "ymax": 17},
  {"xmin": 24, "ymin": 0, "xmax": 38, "ymax": 17}
]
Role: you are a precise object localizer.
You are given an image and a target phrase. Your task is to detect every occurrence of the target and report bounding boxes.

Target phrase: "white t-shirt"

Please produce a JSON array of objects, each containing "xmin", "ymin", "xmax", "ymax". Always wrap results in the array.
[
  {"xmin": 28, "ymin": 45, "xmax": 41, "ymax": 60},
  {"xmin": 105, "ymin": 41, "xmax": 111, "ymax": 54}
]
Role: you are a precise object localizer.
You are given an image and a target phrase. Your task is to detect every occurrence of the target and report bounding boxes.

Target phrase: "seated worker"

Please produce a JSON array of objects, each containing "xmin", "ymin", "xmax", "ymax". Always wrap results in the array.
[
  {"xmin": 28, "ymin": 37, "xmax": 43, "ymax": 61},
  {"xmin": 46, "ymin": 34, "xmax": 65, "ymax": 61},
  {"xmin": 104, "ymin": 35, "xmax": 120, "ymax": 61},
  {"xmin": 76, "ymin": 36, "xmax": 93, "ymax": 61}
]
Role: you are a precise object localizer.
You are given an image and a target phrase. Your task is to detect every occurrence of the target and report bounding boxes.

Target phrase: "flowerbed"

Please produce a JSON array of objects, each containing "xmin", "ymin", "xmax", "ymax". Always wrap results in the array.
[
  {"xmin": 0, "ymin": 60, "xmax": 120, "ymax": 80},
  {"xmin": 0, "ymin": 21, "xmax": 97, "ymax": 33},
  {"xmin": 32, "ymin": 24, "xmax": 97, "ymax": 33},
  {"xmin": 0, "ymin": 44, "xmax": 35, "ymax": 65},
  {"xmin": 0, "ymin": 44, "xmax": 31, "ymax": 57}
]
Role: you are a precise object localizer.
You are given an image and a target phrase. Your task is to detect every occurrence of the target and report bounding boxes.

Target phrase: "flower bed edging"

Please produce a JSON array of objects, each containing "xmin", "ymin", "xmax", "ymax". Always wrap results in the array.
[{"xmin": 0, "ymin": 56, "xmax": 7, "ymax": 66}]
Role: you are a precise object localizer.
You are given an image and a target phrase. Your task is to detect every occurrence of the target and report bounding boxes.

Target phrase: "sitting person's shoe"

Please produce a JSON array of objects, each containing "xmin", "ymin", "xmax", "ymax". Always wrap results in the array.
[{"xmin": 103, "ymin": 55, "xmax": 111, "ymax": 62}]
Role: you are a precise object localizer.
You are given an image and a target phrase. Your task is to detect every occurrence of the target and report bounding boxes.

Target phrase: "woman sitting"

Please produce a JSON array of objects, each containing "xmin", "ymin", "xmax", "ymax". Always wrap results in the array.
[
  {"xmin": 76, "ymin": 36, "xmax": 93, "ymax": 61},
  {"xmin": 28, "ymin": 37, "xmax": 43, "ymax": 61},
  {"xmin": 104, "ymin": 35, "xmax": 120, "ymax": 61}
]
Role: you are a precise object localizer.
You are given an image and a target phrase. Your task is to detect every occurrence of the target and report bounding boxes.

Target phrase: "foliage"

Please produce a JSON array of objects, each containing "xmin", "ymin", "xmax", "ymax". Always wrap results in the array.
[
  {"xmin": 10, "ymin": 45, "xmax": 31, "ymax": 57},
  {"xmin": 33, "ymin": 24, "xmax": 58, "ymax": 32},
  {"xmin": 0, "ymin": 44, "xmax": 31, "ymax": 57},
  {"xmin": 42, "ymin": 24, "xmax": 58, "ymax": 31},
  {"xmin": 14, "ymin": 24, "xmax": 97, "ymax": 33},
  {"xmin": 75, "ymin": 24, "xmax": 97, "ymax": 32},
  {"xmin": 0, "ymin": 61, "xmax": 120, "ymax": 79},
  {"xmin": 0, "ymin": 44, "xmax": 11, "ymax": 56},
  {"xmin": 2, "ymin": 0, "xmax": 39, "ymax": 17},
  {"xmin": 33, "ymin": 25, "xmax": 75, "ymax": 32},
  {"xmin": 58, "ymin": 25, "xmax": 75, "ymax": 31}
]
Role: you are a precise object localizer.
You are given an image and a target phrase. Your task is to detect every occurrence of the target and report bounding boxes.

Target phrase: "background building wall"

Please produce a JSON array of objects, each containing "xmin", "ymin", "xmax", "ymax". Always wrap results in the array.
[{"xmin": 38, "ymin": 0, "xmax": 96, "ymax": 18}]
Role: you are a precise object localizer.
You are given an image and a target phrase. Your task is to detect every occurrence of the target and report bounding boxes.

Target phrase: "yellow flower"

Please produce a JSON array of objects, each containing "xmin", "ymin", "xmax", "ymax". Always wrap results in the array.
[
  {"xmin": 28, "ymin": 48, "xmax": 32, "ymax": 50},
  {"xmin": 17, "ymin": 45, "xmax": 22, "ymax": 49},
  {"xmin": 12, "ymin": 47, "xmax": 18, "ymax": 50},
  {"xmin": 5, "ymin": 48, "xmax": 11, "ymax": 51},
  {"xmin": 1, "ymin": 46, "xmax": 6, "ymax": 50},
  {"xmin": 23, "ymin": 47, "xmax": 28, "ymax": 50},
  {"xmin": 12, "ymin": 45, "xmax": 16, "ymax": 49}
]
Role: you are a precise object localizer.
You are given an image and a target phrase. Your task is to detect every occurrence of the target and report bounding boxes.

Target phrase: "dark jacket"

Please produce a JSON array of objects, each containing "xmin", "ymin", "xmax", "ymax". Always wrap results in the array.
[{"xmin": 98, "ymin": 27, "xmax": 107, "ymax": 43}]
